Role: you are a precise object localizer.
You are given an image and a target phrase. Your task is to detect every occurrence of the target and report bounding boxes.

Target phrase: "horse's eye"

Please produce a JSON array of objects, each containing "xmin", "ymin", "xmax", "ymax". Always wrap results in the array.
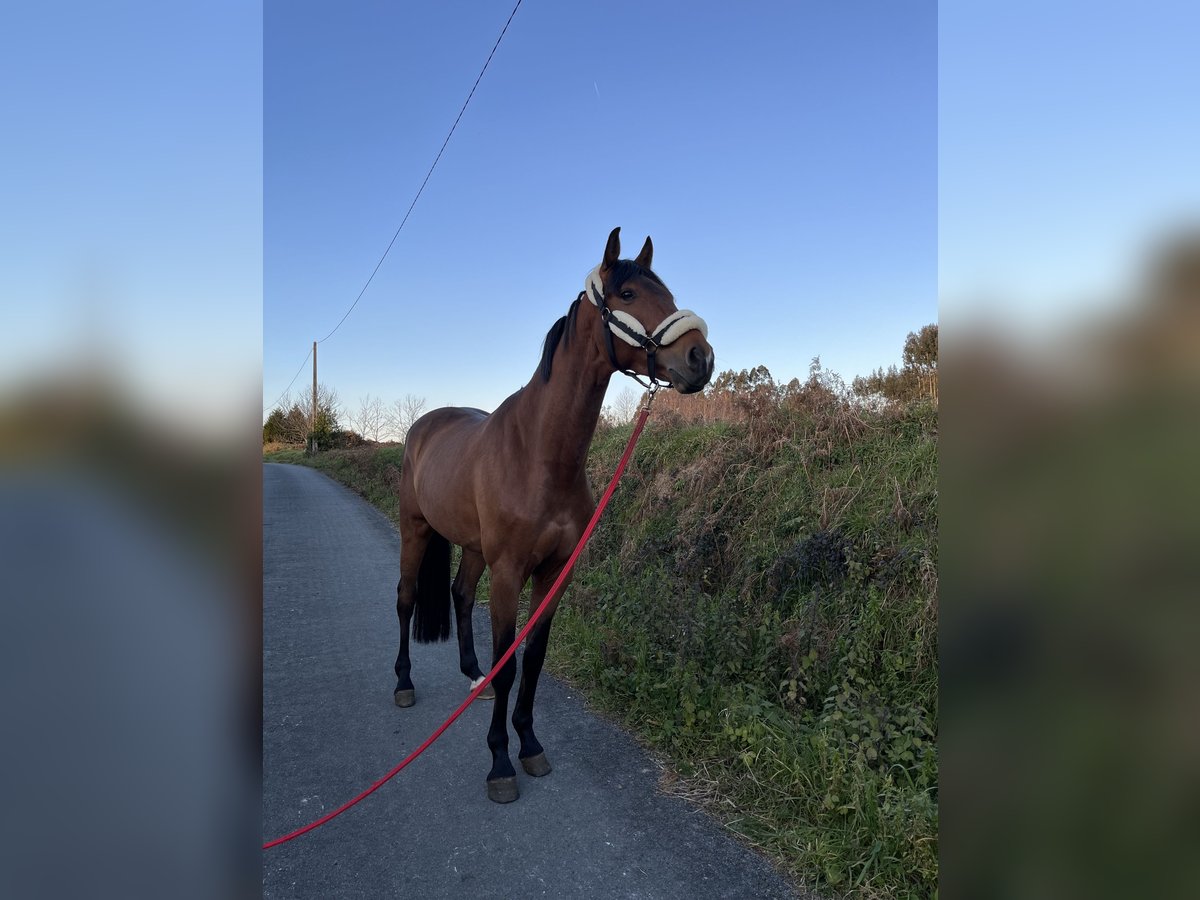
[{"xmin": 619, "ymin": 290, "xmax": 634, "ymax": 301}]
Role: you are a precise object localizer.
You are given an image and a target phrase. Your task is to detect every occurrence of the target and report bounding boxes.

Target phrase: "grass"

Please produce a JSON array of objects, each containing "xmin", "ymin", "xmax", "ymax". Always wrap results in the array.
[{"xmin": 264, "ymin": 395, "xmax": 938, "ymax": 898}]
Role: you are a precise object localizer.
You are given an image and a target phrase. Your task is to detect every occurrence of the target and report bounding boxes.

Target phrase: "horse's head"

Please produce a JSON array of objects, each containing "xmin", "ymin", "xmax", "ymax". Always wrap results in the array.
[{"xmin": 585, "ymin": 227, "xmax": 714, "ymax": 394}]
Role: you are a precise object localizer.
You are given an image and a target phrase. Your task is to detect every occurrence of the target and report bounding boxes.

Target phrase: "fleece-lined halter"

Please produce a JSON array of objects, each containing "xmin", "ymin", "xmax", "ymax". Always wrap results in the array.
[{"xmin": 583, "ymin": 265, "xmax": 709, "ymax": 389}]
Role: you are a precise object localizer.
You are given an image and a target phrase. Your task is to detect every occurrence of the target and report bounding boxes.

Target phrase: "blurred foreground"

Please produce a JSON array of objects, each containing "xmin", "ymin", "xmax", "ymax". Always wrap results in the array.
[
  {"xmin": 0, "ymin": 379, "xmax": 262, "ymax": 899},
  {"xmin": 942, "ymin": 231, "xmax": 1200, "ymax": 897},
  {"xmin": 1, "ymin": 2, "xmax": 260, "ymax": 895}
]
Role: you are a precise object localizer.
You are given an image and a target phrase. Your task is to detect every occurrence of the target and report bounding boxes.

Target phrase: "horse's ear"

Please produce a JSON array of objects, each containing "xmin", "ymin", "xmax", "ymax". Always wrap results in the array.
[
  {"xmin": 634, "ymin": 235, "xmax": 653, "ymax": 269},
  {"xmin": 602, "ymin": 227, "xmax": 621, "ymax": 271}
]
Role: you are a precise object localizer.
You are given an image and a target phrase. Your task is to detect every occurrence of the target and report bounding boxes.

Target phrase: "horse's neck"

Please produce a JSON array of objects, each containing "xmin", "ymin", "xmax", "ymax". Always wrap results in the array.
[{"xmin": 517, "ymin": 315, "xmax": 613, "ymax": 482}]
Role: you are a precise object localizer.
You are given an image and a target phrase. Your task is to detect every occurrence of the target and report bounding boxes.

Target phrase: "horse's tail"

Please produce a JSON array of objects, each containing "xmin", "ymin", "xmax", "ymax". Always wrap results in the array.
[{"xmin": 411, "ymin": 530, "xmax": 453, "ymax": 644}]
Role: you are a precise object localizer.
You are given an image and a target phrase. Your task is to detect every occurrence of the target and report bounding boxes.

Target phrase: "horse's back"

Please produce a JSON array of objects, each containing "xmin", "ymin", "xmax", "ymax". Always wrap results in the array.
[
  {"xmin": 405, "ymin": 406, "xmax": 490, "ymax": 464},
  {"xmin": 408, "ymin": 406, "xmax": 489, "ymax": 439}
]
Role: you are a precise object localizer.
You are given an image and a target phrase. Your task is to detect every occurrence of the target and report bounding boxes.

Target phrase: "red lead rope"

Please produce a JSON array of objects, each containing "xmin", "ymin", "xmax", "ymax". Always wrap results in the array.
[{"xmin": 263, "ymin": 402, "xmax": 654, "ymax": 849}]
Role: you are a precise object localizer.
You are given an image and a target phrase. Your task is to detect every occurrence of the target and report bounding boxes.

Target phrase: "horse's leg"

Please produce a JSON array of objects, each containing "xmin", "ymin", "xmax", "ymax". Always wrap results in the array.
[
  {"xmin": 393, "ymin": 517, "xmax": 431, "ymax": 708},
  {"xmin": 484, "ymin": 560, "xmax": 525, "ymax": 802},
  {"xmin": 453, "ymin": 548, "xmax": 494, "ymax": 700},
  {"xmin": 512, "ymin": 562, "xmax": 569, "ymax": 777}
]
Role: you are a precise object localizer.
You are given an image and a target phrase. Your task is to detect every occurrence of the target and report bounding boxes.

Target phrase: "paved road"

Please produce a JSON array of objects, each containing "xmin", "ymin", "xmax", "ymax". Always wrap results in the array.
[{"xmin": 264, "ymin": 463, "xmax": 806, "ymax": 899}]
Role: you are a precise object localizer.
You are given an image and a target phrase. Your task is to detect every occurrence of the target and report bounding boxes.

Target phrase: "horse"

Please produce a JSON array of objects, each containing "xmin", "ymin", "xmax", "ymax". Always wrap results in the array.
[{"xmin": 393, "ymin": 227, "xmax": 714, "ymax": 802}]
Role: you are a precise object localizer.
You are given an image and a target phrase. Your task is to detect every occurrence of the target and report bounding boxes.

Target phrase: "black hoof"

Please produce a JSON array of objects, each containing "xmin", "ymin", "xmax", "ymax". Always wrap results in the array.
[
  {"xmin": 486, "ymin": 776, "xmax": 519, "ymax": 803},
  {"xmin": 520, "ymin": 752, "xmax": 552, "ymax": 777},
  {"xmin": 394, "ymin": 689, "xmax": 415, "ymax": 708}
]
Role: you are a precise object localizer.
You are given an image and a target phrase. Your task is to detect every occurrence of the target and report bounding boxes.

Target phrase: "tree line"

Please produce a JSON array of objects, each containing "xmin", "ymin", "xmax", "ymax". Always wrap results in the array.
[
  {"xmin": 850, "ymin": 323, "xmax": 938, "ymax": 404},
  {"xmin": 262, "ymin": 388, "xmax": 428, "ymax": 448},
  {"xmin": 605, "ymin": 323, "xmax": 938, "ymax": 426},
  {"xmin": 265, "ymin": 324, "xmax": 937, "ymax": 446}
]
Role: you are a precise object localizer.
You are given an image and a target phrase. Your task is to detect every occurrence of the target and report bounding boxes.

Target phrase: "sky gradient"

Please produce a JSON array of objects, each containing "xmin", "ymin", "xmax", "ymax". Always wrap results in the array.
[
  {"xmin": 940, "ymin": 0, "xmax": 1200, "ymax": 331},
  {"xmin": 5, "ymin": 3, "xmax": 1192, "ymax": 432},
  {"xmin": 264, "ymin": 1, "xmax": 937, "ymax": 419},
  {"xmin": 2, "ymin": 1, "xmax": 261, "ymax": 435}
]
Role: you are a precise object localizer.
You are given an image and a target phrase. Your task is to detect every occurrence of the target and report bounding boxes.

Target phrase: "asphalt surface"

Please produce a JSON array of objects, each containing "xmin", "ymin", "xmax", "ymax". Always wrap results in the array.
[{"xmin": 264, "ymin": 463, "xmax": 807, "ymax": 899}]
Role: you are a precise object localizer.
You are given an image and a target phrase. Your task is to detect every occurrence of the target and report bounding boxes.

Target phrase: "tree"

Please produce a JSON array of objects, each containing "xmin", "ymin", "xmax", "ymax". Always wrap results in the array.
[
  {"xmin": 904, "ymin": 324, "xmax": 938, "ymax": 370},
  {"xmin": 263, "ymin": 408, "xmax": 288, "ymax": 444},
  {"xmin": 354, "ymin": 393, "xmax": 387, "ymax": 443},
  {"xmin": 312, "ymin": 383, "xmax": 343, "ymax": 447},
  {"xmin": 709, "ymin": 364, "xmax": 775, "ymax": 397},
  {"xmin": 852, "ymin": 324, "xmax": 938, "ymax": 404},
  {"xmin": 389, "ymin": 393, "xmax": 427, "ymax": 443},
  {"xmin": 903, "ymin": 324, "xmax": 938, "ymax": 402},
  {"xmin": 262, "ymin": 384, "xmax": 343, "ymax": 448},
  {"xmin": 852, "ymin": 365, "xmax": 917, "ymax": 403},
  {"xmin": 608, "ymin": 386, "xmax": 641, "ymax": 425},
  {"xmin": 262, "ymin": 391, "xmax": 309, "ymax": 445}
]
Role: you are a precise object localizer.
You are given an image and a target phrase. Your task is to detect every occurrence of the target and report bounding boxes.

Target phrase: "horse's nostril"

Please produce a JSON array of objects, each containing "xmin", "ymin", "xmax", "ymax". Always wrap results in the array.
[{"xmin": 688, "ymin": 345, "xmax": 704, "ymax": 371}]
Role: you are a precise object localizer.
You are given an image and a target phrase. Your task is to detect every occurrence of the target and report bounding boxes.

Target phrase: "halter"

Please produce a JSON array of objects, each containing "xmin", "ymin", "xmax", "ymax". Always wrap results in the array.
[{"xmin": 582, "ymin": 265, "xmax": 709, "ymax": 390}]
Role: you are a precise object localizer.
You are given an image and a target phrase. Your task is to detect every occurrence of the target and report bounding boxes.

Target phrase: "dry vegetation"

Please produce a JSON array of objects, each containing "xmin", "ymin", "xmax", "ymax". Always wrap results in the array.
[{"xmin": 558, "ymin": 360, "xmax": 937, "ymax": 898}]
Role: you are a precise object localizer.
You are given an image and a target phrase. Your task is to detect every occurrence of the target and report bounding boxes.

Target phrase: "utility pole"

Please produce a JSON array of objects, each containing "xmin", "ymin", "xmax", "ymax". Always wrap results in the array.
[{"xmin": 310, "ymin": 340, "xmax": 318, "ymax": 455}]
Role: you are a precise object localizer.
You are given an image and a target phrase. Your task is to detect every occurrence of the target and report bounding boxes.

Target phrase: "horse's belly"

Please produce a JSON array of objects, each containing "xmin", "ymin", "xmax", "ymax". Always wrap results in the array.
[
  {"xmin": 415, "ymin": 489, "xmax": 482, "ymax": 553},
  {"xmin": 409, "ymin": 453, "xmax": 483, "ymax": 551}
]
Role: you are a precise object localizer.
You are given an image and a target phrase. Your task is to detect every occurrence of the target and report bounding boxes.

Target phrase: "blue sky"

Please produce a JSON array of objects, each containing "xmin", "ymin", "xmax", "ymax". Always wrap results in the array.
[
  {"xmin": 264, "ymin": 1, "xmax": 937, "ymax": 419},
  {"xmin": 940, "ymin": 0, "xmax": 1200, "ymax": 330},
  {"xmin": 1, "ymin": 2, "xmax": 261, "ymax": 435},
  {"xmin": 5, "ymin": 3, "xmax": 1194, "ymax": 434}
]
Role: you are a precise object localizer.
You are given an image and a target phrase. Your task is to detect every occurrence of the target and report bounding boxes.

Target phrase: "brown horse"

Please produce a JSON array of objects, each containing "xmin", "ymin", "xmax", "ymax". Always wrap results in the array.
[{"xmin": 393, "ymin": 227, "xmax": 714, "ymax": 802}]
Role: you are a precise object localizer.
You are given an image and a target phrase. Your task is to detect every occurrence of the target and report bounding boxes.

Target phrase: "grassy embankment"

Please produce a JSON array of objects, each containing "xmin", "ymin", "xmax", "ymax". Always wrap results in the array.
[
  {"xmin": 264, "ymin": 394, "xmax": 938, "ymax": 898},
  {"xmin": 266, "ymin": 444, "xmax": 406, "ymax": 520}
]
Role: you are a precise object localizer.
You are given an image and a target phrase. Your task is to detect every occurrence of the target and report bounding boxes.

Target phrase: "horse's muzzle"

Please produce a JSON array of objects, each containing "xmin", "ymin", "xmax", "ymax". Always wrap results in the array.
[{"xmin": 667, "ymin": 341, "xmax": 714, "ymax": 394}]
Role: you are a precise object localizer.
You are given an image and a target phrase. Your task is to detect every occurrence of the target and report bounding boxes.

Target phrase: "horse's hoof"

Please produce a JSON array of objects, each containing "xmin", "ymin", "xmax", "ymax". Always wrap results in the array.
[
  {"xmin": 520, "ymin": 752, "xmax": 552, "ymax": 777},
  {"xmin": 393, "ymin": 689, "xmax": 415, "ymax": 708},
  {"xmin": 470, "ymin": 676, "xmax": 495, "ymax": 700},
  {"xmin": 486, "ymin": 776, "xmax": 519, "ymax": 803}
]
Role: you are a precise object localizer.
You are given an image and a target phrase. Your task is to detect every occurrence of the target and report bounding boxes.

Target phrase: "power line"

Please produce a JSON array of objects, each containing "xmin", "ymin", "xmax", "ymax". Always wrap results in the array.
[
  {"xmin": 264, "ymin": 348, "xmax": 312, "ymax": 415},
  {"xmin": 264, "ymin": 0, "xmax": 523, "ymax": 413},
  {"xmin": 314, "ymin": 0, "xmax": 523, "ymax": 345}
]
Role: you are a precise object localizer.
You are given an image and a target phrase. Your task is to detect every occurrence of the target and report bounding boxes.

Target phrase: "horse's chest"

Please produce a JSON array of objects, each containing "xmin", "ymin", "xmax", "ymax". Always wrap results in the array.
[
  {"xmin": 489, "ymin": 505, "xmax": 583, "ymax": 569},
  {"xmin": 478, "ymin": 473, "xmax": 589, "ymax": 566}
]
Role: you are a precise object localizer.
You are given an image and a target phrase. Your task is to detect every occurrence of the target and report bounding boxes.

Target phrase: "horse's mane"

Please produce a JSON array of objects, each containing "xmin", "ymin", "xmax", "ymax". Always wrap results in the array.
[
  {"xmin": 539, "ymin": 297, "xmax": 581, "ymax": 382},
  {"xmin": 538, "ymin": 261, "xmax": 665, "ymax": 382}
]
